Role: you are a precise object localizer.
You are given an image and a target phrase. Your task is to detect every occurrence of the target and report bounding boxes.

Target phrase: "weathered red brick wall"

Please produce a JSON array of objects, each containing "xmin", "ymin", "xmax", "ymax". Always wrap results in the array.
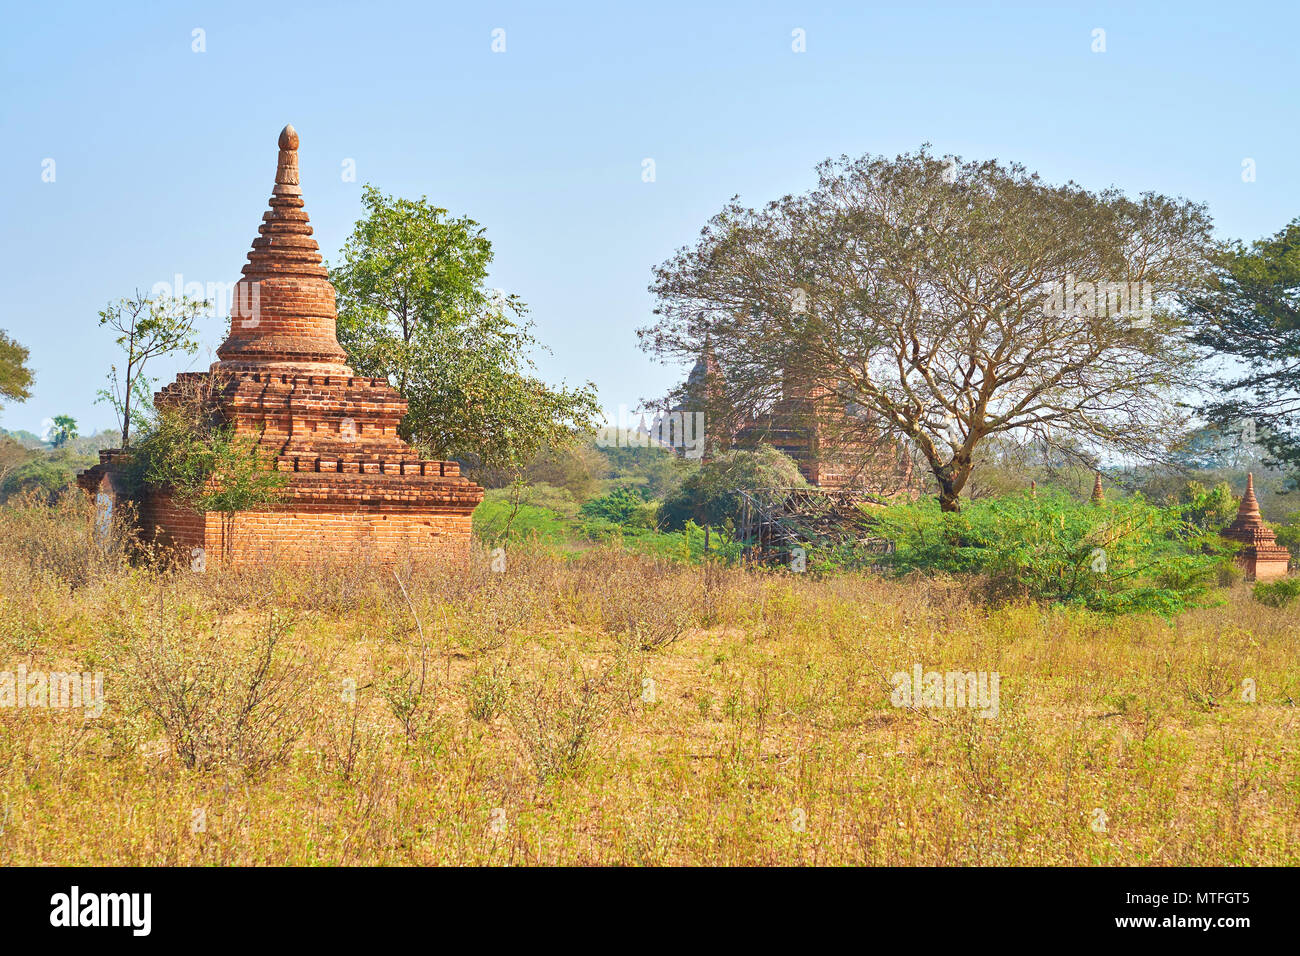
[
  {"xmin": 140, "ymin": 491, "xmax": 472, "ymax": 567},
  {"xmin": 201, "ymin": 507, "xmax": 473, "ymax": 566},
  {"xmin": 139, "ymin": 492, "xmax": 207, "ymax": 555}
]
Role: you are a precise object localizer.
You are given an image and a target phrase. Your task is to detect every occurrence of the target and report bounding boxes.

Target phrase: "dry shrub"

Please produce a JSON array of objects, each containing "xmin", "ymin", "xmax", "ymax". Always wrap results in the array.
[
  {"xmin": 380, "ymin": 571, "xmax": 443, "ymax": 744},
  {"xmin": 508, "ymin": 654, "xmax": 627, "ymax": 784},
  {"xmin": 127, "ymin": 611, "xmax": 316, "ymax": 773},
  {"xmin": 0, "ymin": 491, "xmax": 135, "ymax": 590},
  {"xmin": 580, "ymin": 549, "xmax": 699, "ymax": 647},
  {"xmin": 178, "ymin": 542, "xmax": 479, "ymax": 618},
  {"xmin": 618, "ymin": 598, "xmax": 693, "ymax": 650},
  {"xmin": 461, "ymin": 581, "xmax": 531, "ymax": 651},
  {"xmin": 466, "ymin": 658, "xmax": 514, "ymax": 722}
]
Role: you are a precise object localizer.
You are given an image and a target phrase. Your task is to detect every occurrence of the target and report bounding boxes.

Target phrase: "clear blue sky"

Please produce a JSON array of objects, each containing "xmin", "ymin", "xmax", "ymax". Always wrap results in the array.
[{"xmin": 1, "ymin": 0, "xmax": 1297, "ymax": 437}]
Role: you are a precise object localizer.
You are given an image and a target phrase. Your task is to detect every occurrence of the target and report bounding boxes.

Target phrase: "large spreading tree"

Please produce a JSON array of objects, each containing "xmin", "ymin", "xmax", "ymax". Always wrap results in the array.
[
  {"xmin": 640, "ymin": 149, "xmax": 1215, "ymax": 510},
  {"xmin": 1184, "ymin": 217, "xmax": 1300, "ymax": 480},
  {"xmin": 331, "ymin": 186, "xmax": 599, "ymax": 476}
]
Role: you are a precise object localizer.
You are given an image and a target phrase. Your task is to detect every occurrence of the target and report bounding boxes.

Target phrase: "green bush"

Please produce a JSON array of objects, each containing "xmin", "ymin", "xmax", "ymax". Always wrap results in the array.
[
  {"xmin": 622, "ymin": 520, "xmax": 742, "ymax": 563},
  {"xmin": 1179, "ymin": 480, "xmax": 1238, "ymax": 534},
  {"xmin": 1275, "ymin": 513, "xmax": 1300, "ymax": 564},
  {"xmin": 868, "ymin": 492, "xmax": 1233, "ymax": 615},
  {"xmin": 124, "ymin": 386, "xmax": 286, "ymax": 514},
  {"xmin": 659, "ymin": 444, "xmax": 808, "ymax": 531},
  {"xmin": 0, "ymin": 454, "xmax": 87, "ymax": 501},
  {"xmin": 579, "ymin": 486, "xmax": 656, "ymax": 529},
  {"xmin": 472, "ymin": 494, "xmax": 571, "ymax": 545},
  {"xmin": 1253, "ymin": 576, "xmax": 1300, "ymax": 608}
]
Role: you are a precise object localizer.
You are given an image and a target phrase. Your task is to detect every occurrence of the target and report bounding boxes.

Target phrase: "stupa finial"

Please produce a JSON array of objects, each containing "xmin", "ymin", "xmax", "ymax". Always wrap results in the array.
[
  {"xmin": 1230, "ymin": 472, "xmax": 1263, "ymax": 527},
  {"xmin": 275, "ymin": 124, "xmax": 301, "ymax": 192}
]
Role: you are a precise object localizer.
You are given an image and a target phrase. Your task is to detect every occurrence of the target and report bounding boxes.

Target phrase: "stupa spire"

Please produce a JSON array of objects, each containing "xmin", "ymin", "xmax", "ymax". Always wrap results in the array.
[
  {"xmin": 214, "ymin": 123, "xmax": 351, "ymax": 373},
  {"xmin": 1090, "ymin": 471, "xmax": 1104, "ymax": 504},
  {"xmin": 1240, "ymin": 473, "xmax": 1259, "ymax": 517},
  {"xmin": 1226, "ymin": 473, "xmax": 1265, "ymax": 533},
  {"xmin": 275, "ymin": 124, "xmax": 301, "ymax": 193}
]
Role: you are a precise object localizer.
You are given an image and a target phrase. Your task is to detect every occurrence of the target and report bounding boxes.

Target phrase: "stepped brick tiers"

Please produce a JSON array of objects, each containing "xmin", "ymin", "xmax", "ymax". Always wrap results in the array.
[
  {"xmin": 1221, "ymin": 474, "xmax": 1290, "ymax": 582},
  {"xmin": 79, "ymin": 124, "xmax": 484, "ymax": 567}
]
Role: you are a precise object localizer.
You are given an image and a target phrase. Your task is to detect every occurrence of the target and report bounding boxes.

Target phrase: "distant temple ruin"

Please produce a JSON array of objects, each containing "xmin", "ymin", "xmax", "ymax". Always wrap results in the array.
[
  {"xmin": 80, "ymin": 125, "xmax": 483, "ymax": 566},
  {"xmin": 658, "ymin": 340, "xmax": 917, "ymax": 495},
  {"xmin": 1221, "ymin": 473, "xmax": 1290, "ymax": 581}
]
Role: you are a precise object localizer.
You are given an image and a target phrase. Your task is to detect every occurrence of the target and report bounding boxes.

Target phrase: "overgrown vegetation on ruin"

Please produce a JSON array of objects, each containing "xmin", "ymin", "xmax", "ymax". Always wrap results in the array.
[{"xmin": 121, "ymin": 379, "xmax": 287, "ymax": 515}]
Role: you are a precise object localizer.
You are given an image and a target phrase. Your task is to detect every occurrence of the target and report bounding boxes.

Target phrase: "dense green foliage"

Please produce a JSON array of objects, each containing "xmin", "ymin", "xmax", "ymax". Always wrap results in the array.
[
  {"xmin": 580, "ymin": 486, "xmax": 654, "ymax": 527},
  {"xmin": 1176, "ymin": 479, "xmax": 1238, "ymax": 533},
  {"xmin": 593, "ymin": 440, "xmax": 693, "ymax": 500},
  {"xmin": 473, "ymin": 493, "xmax": 574, "ymax": 546},
  {"xmin": 331, "ymin": 186, "xmax": 599, "ymax": 475},
  {"xmin": 473, "ymin": 486, "xmax": 740, "ymax": 562},
  {"xmin": 1275, "ymin": 513, "xmax": 1300, "ymax": 562},
  {"xmin": 467, "ymin": 444, "xmax": 1277, "ymax": 617},
  {"xmin": 868, "ymin": 492, "xmax": 1235, "ymax": 614},
  {"xmin": 1186, "ymin": 216, "xmax": 1300, "ymax": 478},
  {"xmin": 1, "ymin": 454, "xmax": 86, "ymax": 501},
  {"xmin": 0, "ymin": 430, "xmax": 124, "ymax": 503}
]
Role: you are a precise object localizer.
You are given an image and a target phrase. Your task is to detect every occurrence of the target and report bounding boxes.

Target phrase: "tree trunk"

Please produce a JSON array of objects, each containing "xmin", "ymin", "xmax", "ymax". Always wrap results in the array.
[
  {"xmin": 121, "ymin": 380, "xmax": 132, "ymax": 448},
  {"xmin": 933, "ymin": 457, "xmax": 974, "ymax": 513}
]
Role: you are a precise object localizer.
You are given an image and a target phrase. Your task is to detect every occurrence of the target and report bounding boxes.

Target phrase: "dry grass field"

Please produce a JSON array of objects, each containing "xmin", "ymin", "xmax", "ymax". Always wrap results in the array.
[{"xmin": 1, "ymin": 496, "xmax": 1297, "ymax": 866}]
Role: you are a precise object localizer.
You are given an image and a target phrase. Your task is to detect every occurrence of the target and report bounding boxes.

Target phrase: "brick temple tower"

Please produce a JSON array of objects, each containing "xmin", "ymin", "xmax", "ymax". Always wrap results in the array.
[
  {"xmin": 81, "ymin": 124, "xmax": 484, "ymax": 566},
  {"xmin": 733, "ymin": 366, "xmax": 915, "ymax": 493},
  {"xmin": 1221, "ymin": 473, "xmax": 1290, "ymax": 582}
]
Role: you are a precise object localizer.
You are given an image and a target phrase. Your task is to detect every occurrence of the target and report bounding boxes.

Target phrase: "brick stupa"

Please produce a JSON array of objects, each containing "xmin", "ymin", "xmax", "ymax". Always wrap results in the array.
[
  {"xmin": 1090, "ymin": 472, "xmax": 1104, "ymax": 505},
  {"xmin": 1221, "ymin": 473, "xmax": 1290, "ymax": 582},
  {"xmin": 81, "ymin": 124, "xmax": 484, "ymax": 565}
]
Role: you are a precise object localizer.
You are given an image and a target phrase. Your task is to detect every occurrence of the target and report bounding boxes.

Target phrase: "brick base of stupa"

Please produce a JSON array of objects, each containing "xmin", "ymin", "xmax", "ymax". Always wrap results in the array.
[
  {"xmin": 1233, "ymin": 544, "xmax": 1291, "ymax": 582},
  {"xmin": 80, "ymin": 434, "xmax": 482, "ymax": 569},
  {"xmin": 140, "ymin": 493, "xmax": 476, "ymax": 567}
]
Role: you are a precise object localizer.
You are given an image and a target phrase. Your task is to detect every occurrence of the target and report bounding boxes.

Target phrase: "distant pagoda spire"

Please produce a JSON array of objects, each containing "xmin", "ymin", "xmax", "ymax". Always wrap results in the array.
[
  {"xmin": 1225, "ymin": 473, "xmax": 1264, "ymax": 536},
  {"xmin": 214, "ymin": 124, "xmax": 351, "ymax": 373},
  {"xmin": 676, "ymin": 334, "xmax": 728, "ymax": 461},
  {"xmin": 1090, "ymin": 471, "xmax": 1104, "ymax": 505},
  {"xmin": 685, "ymin": 334, "xmax": 721, "ymax": 393}
]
